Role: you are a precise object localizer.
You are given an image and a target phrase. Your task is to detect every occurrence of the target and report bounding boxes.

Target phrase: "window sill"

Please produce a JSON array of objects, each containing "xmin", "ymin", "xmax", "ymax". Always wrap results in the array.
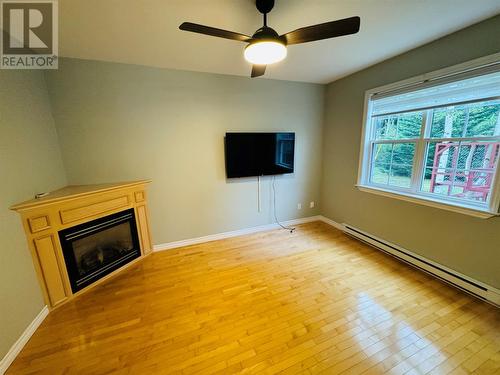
[{"xmin": 356, "ymin": 184, "xmax": 499, "ymax": 219}]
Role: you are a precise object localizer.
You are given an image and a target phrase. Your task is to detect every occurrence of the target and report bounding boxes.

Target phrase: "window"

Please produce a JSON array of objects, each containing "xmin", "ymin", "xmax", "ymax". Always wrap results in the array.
[
  {"xmin": 358, "ymin": 56, "xmax": 500, "ymax": 217},
  {"xmin": 275, "ymin": 133, "xmax": 294, "ymax": 169}
]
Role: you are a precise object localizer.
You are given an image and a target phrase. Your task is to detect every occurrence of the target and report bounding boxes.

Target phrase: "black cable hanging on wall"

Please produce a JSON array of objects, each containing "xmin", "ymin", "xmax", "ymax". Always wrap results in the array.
[{"xmin": 272, "ymin": 175, "xmax": 295, "ymax": 233}]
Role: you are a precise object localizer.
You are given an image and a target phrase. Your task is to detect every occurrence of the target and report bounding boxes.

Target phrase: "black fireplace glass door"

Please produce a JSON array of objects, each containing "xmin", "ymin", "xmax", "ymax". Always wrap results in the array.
[{"xmin": 59, "ymin": 209, "xmax": 141, "ymax": 293}]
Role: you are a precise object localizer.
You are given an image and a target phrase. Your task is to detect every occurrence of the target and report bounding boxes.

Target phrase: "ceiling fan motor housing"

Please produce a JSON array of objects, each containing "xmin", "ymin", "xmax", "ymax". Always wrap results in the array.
[
  {"xmin": 256, "ymin": 0, "xmax": 275, "ymax": 14},
  {"xmin": 251, "ymin": 26, "xmax": 286, "ymax": 45}
]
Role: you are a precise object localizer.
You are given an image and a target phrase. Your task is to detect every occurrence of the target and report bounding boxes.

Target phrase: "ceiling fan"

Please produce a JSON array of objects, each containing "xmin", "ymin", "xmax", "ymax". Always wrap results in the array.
[{"xmin": 179, "ymin": 0, "xmax": 360, "ymax": 78}]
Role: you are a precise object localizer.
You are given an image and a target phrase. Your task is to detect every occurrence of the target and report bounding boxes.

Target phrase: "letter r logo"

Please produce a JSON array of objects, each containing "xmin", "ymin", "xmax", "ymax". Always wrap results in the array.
[{"xmin": 2, "ymin": 2, "xmax": 53, "ymax": 54}]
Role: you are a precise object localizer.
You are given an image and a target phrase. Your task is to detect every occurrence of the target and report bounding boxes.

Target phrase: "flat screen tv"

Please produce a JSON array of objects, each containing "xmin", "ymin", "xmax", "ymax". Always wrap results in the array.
[{"xmin": 225, "ymin": 132, "xmax": 295, "ymax": 178}]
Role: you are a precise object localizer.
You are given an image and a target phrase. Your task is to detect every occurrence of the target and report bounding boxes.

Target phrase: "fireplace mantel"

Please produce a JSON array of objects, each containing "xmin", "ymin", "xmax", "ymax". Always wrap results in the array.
[{"xmin": 10, "ymin": 180, "xmax": 152, "ymax": 309}]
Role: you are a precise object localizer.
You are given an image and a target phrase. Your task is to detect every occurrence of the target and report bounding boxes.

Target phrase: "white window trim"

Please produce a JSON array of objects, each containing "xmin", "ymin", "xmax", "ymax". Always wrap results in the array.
[{"xmin": 357, "ymin": 52, "xmax": 500, "ymax": 219}]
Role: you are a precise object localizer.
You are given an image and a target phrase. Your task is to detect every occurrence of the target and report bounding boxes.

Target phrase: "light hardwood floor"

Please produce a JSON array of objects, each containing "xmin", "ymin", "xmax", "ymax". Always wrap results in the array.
[{"xmin": 8, "ymin": 222, "xmax": 500, "ymax": 374}]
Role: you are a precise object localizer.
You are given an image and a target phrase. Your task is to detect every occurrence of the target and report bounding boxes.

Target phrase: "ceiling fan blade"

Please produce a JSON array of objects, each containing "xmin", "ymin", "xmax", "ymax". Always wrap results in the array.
[
  {"xmin": 282, "ymin": 16, "xmax": 360, "ymax": 45},
  {"xmin": 179, "ymin": 22, "xmax": 251, "ymax": 42},
  {"xmin": 251, "ymin": 65, "xmax": 266, "ymax": 78}
]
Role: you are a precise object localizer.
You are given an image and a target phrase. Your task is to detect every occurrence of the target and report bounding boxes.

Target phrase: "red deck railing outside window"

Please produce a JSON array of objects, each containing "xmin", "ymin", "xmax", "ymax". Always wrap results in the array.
[{"xmin": 430, "ymin": 141, "xmax": 500, "ymax": 201}]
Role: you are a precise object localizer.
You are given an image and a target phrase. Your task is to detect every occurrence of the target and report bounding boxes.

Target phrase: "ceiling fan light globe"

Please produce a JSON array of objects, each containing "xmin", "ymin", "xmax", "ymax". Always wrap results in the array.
[{"xmin": 244, "ymin": 41, "xmax": 287, "ymax": 65}]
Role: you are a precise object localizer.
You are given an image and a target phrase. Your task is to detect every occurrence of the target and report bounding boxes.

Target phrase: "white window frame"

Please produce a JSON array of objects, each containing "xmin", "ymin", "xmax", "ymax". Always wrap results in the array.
[{"xmin": 357, "ymin": 53, "xmax": 500, "ymax": 219}]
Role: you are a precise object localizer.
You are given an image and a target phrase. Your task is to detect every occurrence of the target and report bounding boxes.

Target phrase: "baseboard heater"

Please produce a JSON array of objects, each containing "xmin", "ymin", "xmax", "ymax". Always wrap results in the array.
[{"xmin": 340, "ymin": 223, "xmax": 500, "ymax": 307}]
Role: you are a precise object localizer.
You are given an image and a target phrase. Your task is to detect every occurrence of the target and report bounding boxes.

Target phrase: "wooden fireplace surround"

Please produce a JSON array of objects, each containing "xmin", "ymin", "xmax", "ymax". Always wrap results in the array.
[{"xmin": 10, "ymin": 180, "xmax": 152, "ymax": 309}]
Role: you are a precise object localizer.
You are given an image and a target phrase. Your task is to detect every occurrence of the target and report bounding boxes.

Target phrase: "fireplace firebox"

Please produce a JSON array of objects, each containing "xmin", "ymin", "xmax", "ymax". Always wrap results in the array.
[{"xmin": 59, "ymin": 209, "xmax": 141, "ymax": 293}]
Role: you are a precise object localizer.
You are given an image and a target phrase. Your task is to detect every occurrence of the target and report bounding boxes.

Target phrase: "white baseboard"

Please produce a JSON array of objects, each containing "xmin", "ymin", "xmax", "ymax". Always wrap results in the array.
[
  {"xmin": 0, "ymin": 306, "xmax": 48, "ymax": 375},
  {"xmin": 319, "ymin": 215, "xmax": 500, "ymax": 307},
  {"xmin": 153, "ymin": 215, "xmax": 323, "ymax": 252}
]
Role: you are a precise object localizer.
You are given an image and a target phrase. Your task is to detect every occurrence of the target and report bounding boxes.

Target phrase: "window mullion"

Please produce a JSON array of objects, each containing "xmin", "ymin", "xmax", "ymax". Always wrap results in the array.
[
  {"xmin": 410, "ymin": 146, "xmax": 424, "ymax": 193},
  {"xmin": 366, "ymin": 140, "xmax": 375, "ymax": 184},
  {"xmin": 488, "ymin": 157, "xmax": 500, "ymax": 212},
  {"xmin": 422, "ymin": 109, "xmax": 433, "ymax": 138},
  {"xmin": 410, "ymin": 110, "xmax": 430, "ymax": 192},
  {"xmin": 362, "ymin": 116, "xmax": 376, "ymax": 185}
]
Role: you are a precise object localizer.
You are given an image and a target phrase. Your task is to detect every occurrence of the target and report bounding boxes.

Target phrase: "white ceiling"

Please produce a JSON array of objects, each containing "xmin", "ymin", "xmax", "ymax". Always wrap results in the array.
[{"xmin": 59, "ymin": 0, "xmax": 500, "ymax": 83}]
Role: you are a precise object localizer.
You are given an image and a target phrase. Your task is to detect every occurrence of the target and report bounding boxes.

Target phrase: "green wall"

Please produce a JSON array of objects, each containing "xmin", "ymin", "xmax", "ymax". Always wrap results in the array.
[
  {"xmin": 321, "ymin": 15, "xmax": 500, "ymax": 288},
  {"xmin": 45, "ymin": 59, "xmax": 324, "ymax": 245},
  {"xmin": 0, "ymin": 71, "xmax": 67, "ymax": 358}
]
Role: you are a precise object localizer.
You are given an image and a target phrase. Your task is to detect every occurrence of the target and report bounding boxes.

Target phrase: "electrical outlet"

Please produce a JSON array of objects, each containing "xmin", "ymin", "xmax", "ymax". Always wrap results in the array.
[
  {"xmin": 310, "ymin": 201, "xmax": 315, "ymax": 208},
  {"xmin": 297, "ymin": 203, "xmax": 302, "ymax": 210}
]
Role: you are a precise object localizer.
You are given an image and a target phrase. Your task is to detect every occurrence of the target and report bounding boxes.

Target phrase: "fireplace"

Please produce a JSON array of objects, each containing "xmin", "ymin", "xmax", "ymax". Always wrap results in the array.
[{"xmin": 59, "ymin": 208, "xmax": 141, "ymax": 293}]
